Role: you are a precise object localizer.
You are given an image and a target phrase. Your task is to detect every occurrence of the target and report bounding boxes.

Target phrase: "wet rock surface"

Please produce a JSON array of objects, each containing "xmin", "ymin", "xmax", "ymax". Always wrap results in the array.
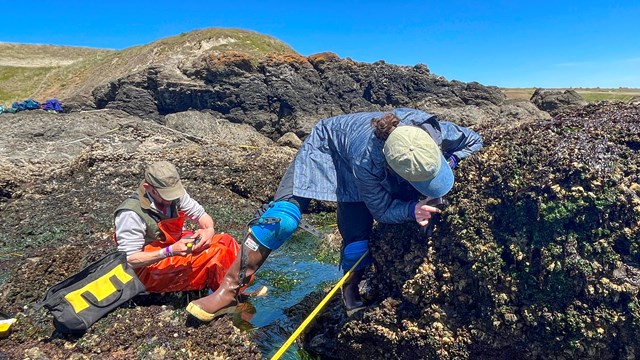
[
  {"xmin": 0, "ymin": 109, "xmax": 289, "ymax": 359},
  {"xmin": 1, "ymin": 97, "xmax": 638, "ymax": 359}
]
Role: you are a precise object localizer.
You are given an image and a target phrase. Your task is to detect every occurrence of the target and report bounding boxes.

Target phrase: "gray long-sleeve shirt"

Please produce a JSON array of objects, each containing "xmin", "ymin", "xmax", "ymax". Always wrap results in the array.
[{"xmin": 114, "ymin": 191, "xmax": 206, "ymax": 256}]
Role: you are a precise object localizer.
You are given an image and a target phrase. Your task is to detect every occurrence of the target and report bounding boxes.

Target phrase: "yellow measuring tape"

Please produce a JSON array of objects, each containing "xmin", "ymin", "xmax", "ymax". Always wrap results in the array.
[{"xmin": 271, "ymin": 250, "xmax": 370, "ymax": 360}]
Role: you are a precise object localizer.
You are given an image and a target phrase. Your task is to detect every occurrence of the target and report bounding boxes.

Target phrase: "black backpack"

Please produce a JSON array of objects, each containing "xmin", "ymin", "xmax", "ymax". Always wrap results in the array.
[{"xmin": 38, "ymin": 251, "xmax": 145, "ymax": 334}]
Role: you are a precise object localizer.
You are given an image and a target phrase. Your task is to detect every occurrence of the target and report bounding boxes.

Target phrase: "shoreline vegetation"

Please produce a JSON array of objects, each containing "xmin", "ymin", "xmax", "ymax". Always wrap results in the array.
[{"xmin": 501, "ymin": 87, "xmax": 640, "ymax": 102}]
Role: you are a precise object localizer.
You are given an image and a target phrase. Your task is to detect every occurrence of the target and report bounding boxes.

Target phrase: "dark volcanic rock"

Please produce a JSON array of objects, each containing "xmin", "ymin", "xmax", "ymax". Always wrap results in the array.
[
  {"xmin": 91, "ymin": 51, "xmax": 548, "ymax": 139},
  {"xmin": 530, "ymin": 88, "xmax": 588, "ymax": 114}
]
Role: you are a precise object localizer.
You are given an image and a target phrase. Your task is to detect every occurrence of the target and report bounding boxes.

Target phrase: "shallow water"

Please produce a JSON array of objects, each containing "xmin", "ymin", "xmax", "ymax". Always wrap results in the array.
[{"xmin": 232, "ymin": 231, "xmax": 342, "ymax": 359}]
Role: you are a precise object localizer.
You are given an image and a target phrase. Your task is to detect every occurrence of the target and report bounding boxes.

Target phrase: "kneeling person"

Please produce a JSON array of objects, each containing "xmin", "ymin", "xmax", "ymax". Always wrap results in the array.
[{"xmin": 114, "ymin": 161, "xmax": 239, "ymax": 293}]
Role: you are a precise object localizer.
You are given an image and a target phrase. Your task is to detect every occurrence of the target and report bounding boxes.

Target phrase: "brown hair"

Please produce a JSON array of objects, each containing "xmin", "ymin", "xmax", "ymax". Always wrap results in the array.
[{"xmin": 371, "ymin": 113, "xmax": 400, "ymax": 140}]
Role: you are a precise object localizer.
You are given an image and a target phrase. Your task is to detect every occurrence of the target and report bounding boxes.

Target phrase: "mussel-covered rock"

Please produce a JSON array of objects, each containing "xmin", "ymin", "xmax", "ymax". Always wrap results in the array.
[{"xmin": 305, "ymin": 102, "xmax": 640, "ymax": 360}]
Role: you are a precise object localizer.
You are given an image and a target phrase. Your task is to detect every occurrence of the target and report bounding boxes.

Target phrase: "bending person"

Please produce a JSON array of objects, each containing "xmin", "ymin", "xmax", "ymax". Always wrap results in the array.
[{"xmin": 187, "ymin": 108, "xmax": 483, "ymax": 321}]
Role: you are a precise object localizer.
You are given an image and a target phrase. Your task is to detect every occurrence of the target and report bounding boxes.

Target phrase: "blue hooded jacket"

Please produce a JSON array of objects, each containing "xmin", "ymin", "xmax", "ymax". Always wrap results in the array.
[{"xmin": 291, "ymin": 108, "xmax": 483, "ymax": 224}]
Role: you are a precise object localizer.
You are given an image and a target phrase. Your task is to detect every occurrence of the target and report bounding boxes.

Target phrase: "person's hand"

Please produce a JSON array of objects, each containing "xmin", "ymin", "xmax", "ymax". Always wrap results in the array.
[
  {"xmin": 169, "ymin": 237, "xmax": 198, "ymax": 256},
  {"xmin": 190, "ymin": 228, "xmax": 215, "ymax": 252},
  {"xmin": 414, "ymin": 198, "xmax": 442, "ymax": 227}
]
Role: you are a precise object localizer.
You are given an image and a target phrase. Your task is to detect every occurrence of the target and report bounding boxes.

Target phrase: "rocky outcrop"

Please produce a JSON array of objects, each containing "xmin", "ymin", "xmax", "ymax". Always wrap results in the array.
[
  {"xmin": 530, "ymin": 88, "xmax": 588, "ymax": 114},
  {"xmin": 303, "ymin": 102, "xmax": 640, "ymax": 360},
  {"xmin": 91, "ymin": 52, "xmax": 549, "ymax": 138},
  {"xmin": 0, "ymin": 109, "xmax": 290, "ymax": 359},
  {"xmin": 164, "ymin": 110, "xmax": 275, "ymax": 147}
]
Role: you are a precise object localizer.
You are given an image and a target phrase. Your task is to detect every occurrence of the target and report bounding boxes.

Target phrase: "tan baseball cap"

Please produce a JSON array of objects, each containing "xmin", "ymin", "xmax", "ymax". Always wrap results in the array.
[
  {"xmin": 383, "ymin": 126, "xmax": 454, "ymax": 198},
  {"xmin": 144, "ymin": 161, "xmax": 186, "ymax": 201}
]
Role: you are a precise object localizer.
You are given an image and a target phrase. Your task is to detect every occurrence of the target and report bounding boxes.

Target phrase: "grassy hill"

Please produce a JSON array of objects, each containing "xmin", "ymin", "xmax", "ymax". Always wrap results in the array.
[
  {"xmin": 2, "ymin": 29, "xmax": 639, "ymax": 107},
  {"xmin": 0, "ymin": 28, "xmax": 297, "ymax": 105},
  {"xmin": 0, "ymin": 43, "xmax": 114, "ymax": 105}
]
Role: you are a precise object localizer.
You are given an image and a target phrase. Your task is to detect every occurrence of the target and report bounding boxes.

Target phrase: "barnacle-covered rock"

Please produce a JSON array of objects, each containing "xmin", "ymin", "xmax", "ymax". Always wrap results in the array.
[{"xmin": 305, "ymin": 102, "xmax": 640, "ymax": 359}]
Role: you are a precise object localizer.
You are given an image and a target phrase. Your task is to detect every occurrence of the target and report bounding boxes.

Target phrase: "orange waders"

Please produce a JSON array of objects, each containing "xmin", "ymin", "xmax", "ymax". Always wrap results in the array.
[{"xmin": 134, "ymin": 214, "xmax": 240, "ymax": 293}]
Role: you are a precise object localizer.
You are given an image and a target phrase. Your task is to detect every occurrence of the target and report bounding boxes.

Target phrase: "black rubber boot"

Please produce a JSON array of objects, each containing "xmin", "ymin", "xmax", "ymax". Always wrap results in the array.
[{"xmin": 342, "ymin": 269, "xmax": 366, "ymax": 316}]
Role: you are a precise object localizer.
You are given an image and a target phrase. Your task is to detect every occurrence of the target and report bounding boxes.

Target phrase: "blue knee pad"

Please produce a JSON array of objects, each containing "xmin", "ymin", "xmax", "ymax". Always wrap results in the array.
[
  {"xmin": 250, "ymin": 201, "xmax": 302, "ymax": 250},
  {"xmin": 341, "ymin": 240, "xmax": 372, "ymax": 271}
]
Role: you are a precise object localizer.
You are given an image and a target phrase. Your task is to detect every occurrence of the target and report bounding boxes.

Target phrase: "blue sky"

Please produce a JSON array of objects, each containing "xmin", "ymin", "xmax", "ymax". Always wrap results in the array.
[{"xmin": 2, "ymin": 1, "xmax": 639, "ymax": 88}]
